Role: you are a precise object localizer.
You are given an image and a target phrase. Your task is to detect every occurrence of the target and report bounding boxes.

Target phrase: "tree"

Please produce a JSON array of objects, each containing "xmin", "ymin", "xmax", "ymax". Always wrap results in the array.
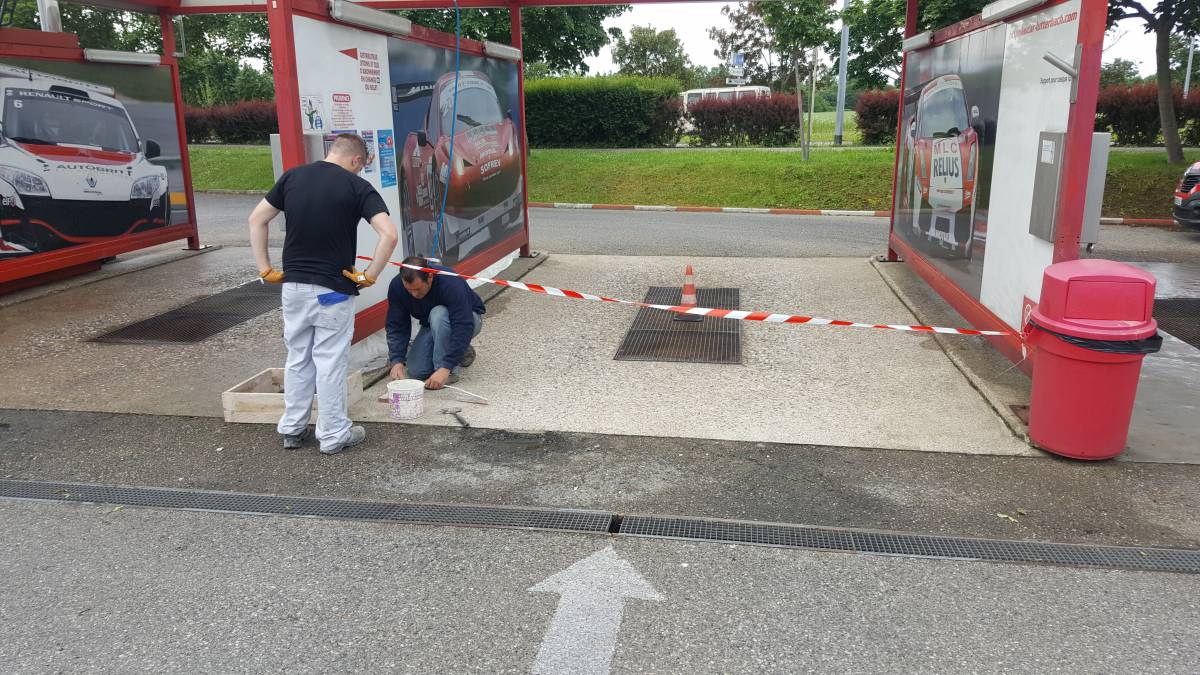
[
  {"xmin": 611, "ymin": 25, "xmax": 692, "ymax": 83},
  {"xmin": 1109, "ymin": 0, "xmax": 1200, "ymax": 163},
  {"xmin": 8, "ymin": 3, "xmax": 159, "ymax": 52},
  {"xmin": 400, "ymin": 7, "xmax": 628, "ymax": 74},
  {"xmin": 689, "ymin": 64, "xmax": 732, "ymax": 88},
  {"xmin": 827, "ymin": 0, "xmax": 986, "ymax": 90},
  {"xmin": 707, "ymin": 3, "xmax": 826, "ymax": 91},
  {"xmin": 1100, "ymin": 58, "xmax": 1142, "ymax": 88}
]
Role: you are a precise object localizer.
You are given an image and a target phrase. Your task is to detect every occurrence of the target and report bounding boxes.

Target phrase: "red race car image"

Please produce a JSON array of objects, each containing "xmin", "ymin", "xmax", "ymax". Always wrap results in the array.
[
  {"xmin": 899, "ymin": 74, "xmax": 982, "ymax": 259},
  {"xmin": 399, "ymin": 71, "xmax": 523, "ymax": 262}
]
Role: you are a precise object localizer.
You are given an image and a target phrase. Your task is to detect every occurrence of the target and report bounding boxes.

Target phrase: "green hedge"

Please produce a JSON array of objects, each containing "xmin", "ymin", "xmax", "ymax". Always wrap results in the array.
[{"xmin": 525, "ymin": 76, "xmax": 683, "ymax": 148}]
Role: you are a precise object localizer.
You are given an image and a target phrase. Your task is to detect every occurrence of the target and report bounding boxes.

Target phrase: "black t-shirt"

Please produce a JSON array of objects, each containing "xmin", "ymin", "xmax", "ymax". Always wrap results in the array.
[{"xmin": 265, "ymin": 160, "xmax": 389, "ymax": 295}]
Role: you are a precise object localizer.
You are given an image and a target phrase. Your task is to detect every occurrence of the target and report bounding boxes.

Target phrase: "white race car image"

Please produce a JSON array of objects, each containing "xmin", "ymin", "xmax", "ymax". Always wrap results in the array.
[{"xmin": 0, "ymin": 65, "xmax": 169, "ymax": 257}]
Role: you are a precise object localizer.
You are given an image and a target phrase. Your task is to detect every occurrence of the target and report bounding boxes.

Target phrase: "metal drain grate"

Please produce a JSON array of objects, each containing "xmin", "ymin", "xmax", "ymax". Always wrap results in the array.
[
  {"xmin": 614, "ymin": 287, "xmax": 741, "ymax": 364},
  {"xmin": 0, "ymin": 480, "xmax": 612, "ymax": 533},
  {"xmin": 92, "ymin": 282, "xmax": 281, "ymax": 344},
  {"xmin": 1154, "ymin": 298, "xmax": 1200, "ymax": 350},
  {"xmin": 620, "ymin": 515, "xmax": 1200, "ymax": 574},
  {"xmin": 6, "ymin": 479, "xmax": 1199, "ymax": 574}
]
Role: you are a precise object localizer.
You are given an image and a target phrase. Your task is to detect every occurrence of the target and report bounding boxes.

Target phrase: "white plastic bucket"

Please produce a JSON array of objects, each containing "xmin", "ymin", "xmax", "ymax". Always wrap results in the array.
[{"xmin": 386, "ymin": 379, "xmax": 425, "ymax": 420}]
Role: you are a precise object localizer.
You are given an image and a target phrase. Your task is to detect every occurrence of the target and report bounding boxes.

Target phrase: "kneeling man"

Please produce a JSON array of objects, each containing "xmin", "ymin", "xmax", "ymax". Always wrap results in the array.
[{"xmin": 386, "ymin": 256, "xmax": 485, "ymax": 389}]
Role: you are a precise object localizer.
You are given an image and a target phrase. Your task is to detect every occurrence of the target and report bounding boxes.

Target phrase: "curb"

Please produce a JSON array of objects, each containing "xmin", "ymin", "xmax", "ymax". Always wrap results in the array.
[
  {"xmin": 870, "ymin": 257, "xmax": 1032, "ymax": 447},
  {"xmin": 528, "ymin": 202, "xmax": 889, "ymax": 217},
  {"xmin": 529, "ymin": 202, "xmax": 1176, "ymax": 225},
  {"xmin": 1098, "ymin": 217, "xmax": 1176, "ymax": 227}
]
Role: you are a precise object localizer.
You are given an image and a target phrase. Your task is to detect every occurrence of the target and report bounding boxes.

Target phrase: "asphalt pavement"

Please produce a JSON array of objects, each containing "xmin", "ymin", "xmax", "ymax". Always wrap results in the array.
[
  {"xmin": 2, "ymin": 499, "xmax": 1197, "ymax": 674},
  {"xmin": 2, "ymin": 194, "xmax": 1195, "ymax": 673},
  {"xmin": 192, "ymin": 193, "xmax": 1200, "ymax": 262}
]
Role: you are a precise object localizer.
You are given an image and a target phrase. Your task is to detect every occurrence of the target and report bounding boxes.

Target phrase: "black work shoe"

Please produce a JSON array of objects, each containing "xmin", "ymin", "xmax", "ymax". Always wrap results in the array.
[
  {"xmin": 460, "ymin": 346, "xmax": 476, "ymax": 368},
  {"xmin": 282, "ymin": 428, "xmax": 312, "ymax": 450}
]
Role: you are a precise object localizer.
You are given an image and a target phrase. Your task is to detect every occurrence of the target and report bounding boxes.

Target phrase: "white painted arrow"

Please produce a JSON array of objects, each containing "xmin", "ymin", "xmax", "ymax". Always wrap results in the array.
[{"xmin": 530, "ymin": 546, "xmax": 663, "ymax": 675}]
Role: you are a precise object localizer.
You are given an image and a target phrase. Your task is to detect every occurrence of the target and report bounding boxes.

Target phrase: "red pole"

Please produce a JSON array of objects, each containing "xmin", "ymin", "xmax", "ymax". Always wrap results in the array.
[
  {"xmin": 1051, "ymin": 0, "xmax": 1106, "ymax": 263},
  {"xmin": 267, "ymin": 0, "xmax": 305, "ymax": 170},
  {"xmin": 884, "ymin": 0, "xmax": 920, "ymax": 262},
  {"xmin": 160, "ymin": 13, "xmax": 202, "ymax": 250},
  {"xmin": 511, "ymin": 3, "xmax": 533, "ymax": 257}
]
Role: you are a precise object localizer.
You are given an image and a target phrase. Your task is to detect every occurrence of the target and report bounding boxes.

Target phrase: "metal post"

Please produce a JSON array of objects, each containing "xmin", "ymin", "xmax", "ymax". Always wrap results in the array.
[
  {"xmin": 795, "ymin": 56, "xmax": 807, "ymax": 161},
  {"xmin": 808, "ymin": 48, "xmax": 817, "ymax": 150},
  {"xmin": 1185, "ymin": 38, "xmax": 1196, "ymax": 98},
  {"xmin": 35, "ymin": 0, "xmax": 62, "ymax": 32},
  {"xmin": 162, "ymin": 13, "xmax": 202, "ymax": 251},
  {"xmin": 884, "ymin": 0, "xmax": 921, "ymax": 262},
  {"xmin": 266, "ymin": 0, "xmax": 305, "ymax": 171},
  {"xmin": 511, "ymin": 5, "xmax": 533, "ymax": 258},
  {"xmin": 834, "ymin": 0, "xmax": 850, "ymax": 146}
]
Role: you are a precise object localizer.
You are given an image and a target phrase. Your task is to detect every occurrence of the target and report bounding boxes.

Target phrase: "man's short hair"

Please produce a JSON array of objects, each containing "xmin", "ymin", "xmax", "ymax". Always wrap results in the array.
[
  {"xmin": 329, "ymin": 133, "xmax": 368, "ymax": 164},
  {"xmin": 400, "ymin": 255, "xmax": 433, "ymax": 283}
]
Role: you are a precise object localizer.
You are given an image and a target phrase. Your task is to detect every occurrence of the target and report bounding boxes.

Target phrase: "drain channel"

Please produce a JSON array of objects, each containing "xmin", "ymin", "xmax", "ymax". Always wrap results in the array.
[
  {"xmin": 0, "ymin": 480, "xmax": 611, "ymax": 534},
  {"xmin": 3, "ymin": 480, "xmax": 1199, "ymax": 575},
  {"xmin": 620, "ymin": 515, "xmax": 1200, "ymax": 575}
]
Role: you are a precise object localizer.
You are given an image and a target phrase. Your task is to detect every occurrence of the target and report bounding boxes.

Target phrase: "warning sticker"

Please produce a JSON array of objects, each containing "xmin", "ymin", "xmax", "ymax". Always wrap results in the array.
[
  {"xmin": 331, "ymin": 92, "xmax": 355, "ymax": 128},
  {"xmin": 361, "ymin": 130, "xmax": 377, "ymax": 173},
  {"xmin": 359, "ymin": 50, "xmax": 382, "ymax": 94},
  {"xmin": 300, "ymin": 95, "xmax": 326, "ymax": 131}
]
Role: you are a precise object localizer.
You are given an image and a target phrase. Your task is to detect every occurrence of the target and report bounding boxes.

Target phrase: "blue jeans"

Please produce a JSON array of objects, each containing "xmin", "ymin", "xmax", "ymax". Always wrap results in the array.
[{"xmin": 405, "ymin": 305, "xmax": 484, "ymax": 380}]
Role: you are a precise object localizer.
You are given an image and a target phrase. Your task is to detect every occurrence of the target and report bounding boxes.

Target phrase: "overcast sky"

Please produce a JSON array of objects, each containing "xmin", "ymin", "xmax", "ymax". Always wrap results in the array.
[{"xmin": 583, "ymin": 3, "xmax": 1165, "ymax": 77}]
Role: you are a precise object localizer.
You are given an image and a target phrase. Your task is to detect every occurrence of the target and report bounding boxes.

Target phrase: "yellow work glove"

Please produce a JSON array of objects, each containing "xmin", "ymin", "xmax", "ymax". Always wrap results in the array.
[
  {"xmin": 259, "ymin": 267, "xmax": 284, "ymax": 283},
  {"xmin": 342, "ymin": 267, "xmax": 375, "ymax": 288}
]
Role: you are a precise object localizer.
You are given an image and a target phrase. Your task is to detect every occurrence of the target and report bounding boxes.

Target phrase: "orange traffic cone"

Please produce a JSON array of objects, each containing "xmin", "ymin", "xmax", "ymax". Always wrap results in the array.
[{"xmin": 674, "ymin": 264, "xmax": 702, "ymax": 322}]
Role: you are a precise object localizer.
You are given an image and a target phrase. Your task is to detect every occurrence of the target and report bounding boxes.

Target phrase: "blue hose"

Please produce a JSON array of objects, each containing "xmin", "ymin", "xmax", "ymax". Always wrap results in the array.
[{"xmin": 431, "ymin": 0, "xmax": 461, "ymax": 259}]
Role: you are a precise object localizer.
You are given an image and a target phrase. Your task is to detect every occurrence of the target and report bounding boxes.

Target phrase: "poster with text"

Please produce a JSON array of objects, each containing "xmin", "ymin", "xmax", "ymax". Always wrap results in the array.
[
  {"xmin": 892, "ymin": 23, "xmax": 1006, "ymax": 299},
  {"xmin": 0, "ymin": 58, "xmax": 185, "ymax": 259},
  {"xmin": 388, "ymin": 38, "xmax": 525, "ymax": 266}
]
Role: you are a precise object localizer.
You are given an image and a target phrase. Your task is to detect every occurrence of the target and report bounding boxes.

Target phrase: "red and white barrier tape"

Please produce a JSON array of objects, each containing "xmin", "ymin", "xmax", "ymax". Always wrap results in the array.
[{"xmin": 361, "ymin": 256, "xmax": 1014, "ymax": 337}]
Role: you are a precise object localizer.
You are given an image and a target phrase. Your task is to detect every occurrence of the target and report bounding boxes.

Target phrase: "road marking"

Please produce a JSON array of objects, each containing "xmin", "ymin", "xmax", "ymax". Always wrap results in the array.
[{"xmin": 530, "ymin": 546, "xmax": 662, "ymax": 674}]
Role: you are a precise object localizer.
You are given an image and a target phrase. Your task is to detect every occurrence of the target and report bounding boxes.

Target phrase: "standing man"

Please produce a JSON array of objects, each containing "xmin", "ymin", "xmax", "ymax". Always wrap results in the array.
[
  {"xmin": 387, "ymin": 256, "xmax": 485, "ymax": 390},
  {"xmin": 249, "ymin": 134, "xmax": 398, "ymax": 455}
]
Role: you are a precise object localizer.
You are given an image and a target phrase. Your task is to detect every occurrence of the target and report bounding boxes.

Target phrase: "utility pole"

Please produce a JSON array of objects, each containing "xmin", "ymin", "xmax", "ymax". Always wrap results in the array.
[
  {"xmin": 834, "ymin": 0, "xmax": 850, "ymax": 146},
  {"xmin": 808, "ymin": 48, "xmax": 818, "ymax": 151},
  {"xmin": 1185, "ymin": 38, "xmax": 1196, "ymax": 98},
  {"xmin": 795, "ymin": 55, "xmax": 807, "ymax": 161}
]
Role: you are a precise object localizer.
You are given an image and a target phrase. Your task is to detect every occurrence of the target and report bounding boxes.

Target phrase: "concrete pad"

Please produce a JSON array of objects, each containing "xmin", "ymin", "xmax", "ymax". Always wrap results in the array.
[
  {"xmin": 0, "ymin": 246, "xmax": 284, "ymax": 417},
  {"xmin": 356, "ymin": 254, "xmax": 1033, "ymax": 456}
]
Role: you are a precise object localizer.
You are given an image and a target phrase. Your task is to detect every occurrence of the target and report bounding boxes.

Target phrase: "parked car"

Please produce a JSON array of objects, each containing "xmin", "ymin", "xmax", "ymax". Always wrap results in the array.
[
  {"xmin": 1174, "ymin": 161, "xmax": 1200, "ymax": 231},
  {"xmin": 900, "ymin": 74, "xmax": 982, "ymax": 259},
  {"xmin": 0, "ymin": 65, "xmax": 168, "ymax": 258},
  {"xmin": 399, "ymin": 70, "xmax": 522, "ymax": 262}
]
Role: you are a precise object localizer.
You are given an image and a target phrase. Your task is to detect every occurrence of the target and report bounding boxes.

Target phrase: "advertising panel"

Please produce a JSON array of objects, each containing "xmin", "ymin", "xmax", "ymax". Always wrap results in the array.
[
  {"xmin": 388, "ymin": 38, "xmax": 525, "ymax": 267},
  {"xmin": 892, "ymin": 23, "xmax": 1005, "ymax": 299},
  {"xmin": 892, "ymin": 0, "xmax": 1085, "ymax": 331},
  {"xmin": 0, "ymin": 58, "xmax": 185, "ymax": 260},
  {"xmin": 979, "ymin": 0, "xmax": 1082, "ymax": 329}
]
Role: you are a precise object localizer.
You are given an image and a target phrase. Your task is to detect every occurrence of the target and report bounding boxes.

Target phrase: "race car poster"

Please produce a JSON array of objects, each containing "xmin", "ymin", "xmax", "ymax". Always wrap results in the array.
[
  {"xmin": 388, "ymin": 37, "xmax": 525, "ymax": 267},
  {"xmin": 892, "ymin": 23, "xmax": 1006, "ymax": 300},
  {"xmin": 0, "ymin": 57, "xmax": 184, "ymax": 260}
]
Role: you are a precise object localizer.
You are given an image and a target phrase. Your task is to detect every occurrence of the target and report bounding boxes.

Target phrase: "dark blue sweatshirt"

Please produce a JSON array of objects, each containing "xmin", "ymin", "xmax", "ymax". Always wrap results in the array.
[{"xmin": 386, "ymin": 265, "xmax": 485, "ymax": 370}]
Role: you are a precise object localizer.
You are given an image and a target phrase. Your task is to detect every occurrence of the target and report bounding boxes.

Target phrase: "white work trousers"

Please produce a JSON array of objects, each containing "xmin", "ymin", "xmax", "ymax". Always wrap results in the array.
[{"xmin": 277, "ymin": 282, "xmax": 355, "ymax": 452}]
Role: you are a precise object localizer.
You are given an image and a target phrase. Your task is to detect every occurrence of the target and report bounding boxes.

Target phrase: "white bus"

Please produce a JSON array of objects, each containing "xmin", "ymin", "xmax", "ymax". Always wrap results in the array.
[{"xmin": 680, "ymin": 85, "xmax": 771, "ymax": 114}]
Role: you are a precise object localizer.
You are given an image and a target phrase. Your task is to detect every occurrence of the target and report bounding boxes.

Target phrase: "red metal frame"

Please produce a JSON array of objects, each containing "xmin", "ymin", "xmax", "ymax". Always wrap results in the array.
[
  {"xmin": 886, "ymin": 0, "xmax": 1099, "ymax": 368},
  {"xmin": 511, "ymin": 4, "xmax": 532, "ymax": 257},
  {"xmin": 160, "ymin": 13, "xmax": 203, "ymax": 250},
  {"xmin": 0, "ymin": 23, "xmax": 201, "ymax": 287}
]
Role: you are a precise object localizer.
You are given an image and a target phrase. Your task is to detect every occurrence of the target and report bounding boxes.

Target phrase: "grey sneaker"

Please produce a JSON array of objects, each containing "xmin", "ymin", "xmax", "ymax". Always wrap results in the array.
[
  {"xmin": 282, "ymin": 428, "xmax": 312, "ymax": 450},
  {"xmin": 460, "ymin": 346, "xmax": 476, "ymax": 368},
  {"xmin": 321, "ymin": 426, "xmax": 366, "ymax": 455}
]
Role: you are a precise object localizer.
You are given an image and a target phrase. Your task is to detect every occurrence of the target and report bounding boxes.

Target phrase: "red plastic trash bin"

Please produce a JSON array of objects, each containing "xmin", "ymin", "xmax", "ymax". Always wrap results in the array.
[{"xmin": 1027, "ymin": 259, "xmax": 1162, "ymax": 460}]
